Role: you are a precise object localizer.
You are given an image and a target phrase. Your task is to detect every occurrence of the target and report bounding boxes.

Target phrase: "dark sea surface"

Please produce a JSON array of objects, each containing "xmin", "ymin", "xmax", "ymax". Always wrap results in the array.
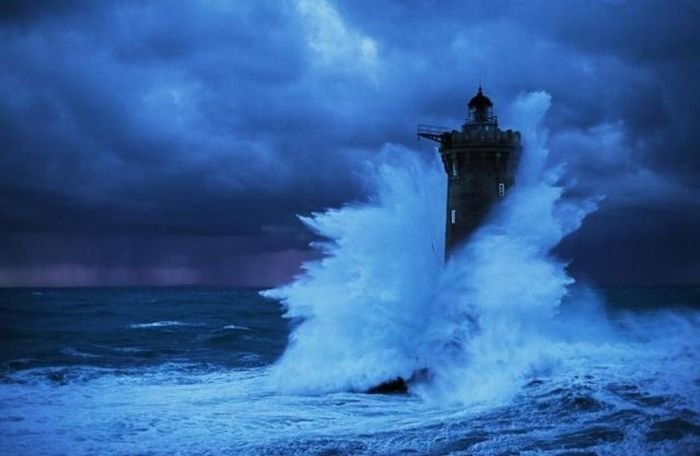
[{"xmin": 1, "ymin": 286, "xmax": 699, "ymax": 455}]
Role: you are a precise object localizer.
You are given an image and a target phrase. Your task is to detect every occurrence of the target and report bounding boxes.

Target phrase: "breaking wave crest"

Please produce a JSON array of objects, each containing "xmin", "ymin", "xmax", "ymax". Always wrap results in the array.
[{"xmin": 262, "ymin": 92, "xmax": 600, "ymax": 402}]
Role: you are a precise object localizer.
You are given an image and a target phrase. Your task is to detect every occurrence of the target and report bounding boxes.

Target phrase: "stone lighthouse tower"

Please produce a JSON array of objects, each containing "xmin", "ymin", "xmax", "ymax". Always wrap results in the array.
[{"xmin": 418, "ymin": 87, "xmax": 521, "ymax": 255}]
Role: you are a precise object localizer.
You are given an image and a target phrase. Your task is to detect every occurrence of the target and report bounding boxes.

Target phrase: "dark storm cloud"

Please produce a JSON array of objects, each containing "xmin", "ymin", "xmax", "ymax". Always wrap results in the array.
[
  {"xmin": 1, "ymin": 0, "xmax": 699, "ymax": 285},
  {"xmin": 0, "ymin": 1, "xmax": 363, "ymax": 236}
]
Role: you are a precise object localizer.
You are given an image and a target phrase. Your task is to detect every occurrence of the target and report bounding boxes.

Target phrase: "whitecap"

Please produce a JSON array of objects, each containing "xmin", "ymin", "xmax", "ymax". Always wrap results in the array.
[
  {"xmin": 129, "ymin": 321, "xmax": 199, "ymax": 329},
  {"xmin": 222, "ymin": 324, "xmax": 251, "ymax": 331}
]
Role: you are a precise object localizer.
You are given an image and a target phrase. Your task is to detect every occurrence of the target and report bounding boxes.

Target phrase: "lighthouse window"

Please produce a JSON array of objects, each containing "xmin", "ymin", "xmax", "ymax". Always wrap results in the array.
[
  {"xmin": 451, "ymin": 161, "xmax": 458, "ymax": 177},
  {"xmin": 451, "ymin": 209, "xmax": 456, "ymax": 224},
  {"xmin": 498, "ymin": 183, "xmax": 505, "ymax": 197}
]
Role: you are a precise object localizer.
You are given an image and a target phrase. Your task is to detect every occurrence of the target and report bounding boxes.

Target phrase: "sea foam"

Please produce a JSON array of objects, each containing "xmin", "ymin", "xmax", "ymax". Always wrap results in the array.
[{"xmin": 263, "ymin": 92, "xmax": 599, "ymax": 402}]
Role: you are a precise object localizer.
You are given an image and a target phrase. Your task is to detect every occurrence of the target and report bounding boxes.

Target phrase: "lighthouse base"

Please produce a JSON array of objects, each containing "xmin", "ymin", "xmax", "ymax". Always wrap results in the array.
[{"xmin": 365, "ymin": 368, "xmax": 432, "ymax": 394}]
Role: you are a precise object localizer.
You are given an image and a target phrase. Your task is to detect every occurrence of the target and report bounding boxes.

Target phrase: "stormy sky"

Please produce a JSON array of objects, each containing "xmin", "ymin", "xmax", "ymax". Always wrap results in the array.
[{"xmin": 1, "ymin": 0, "xmax": 698, "ymax": 286}]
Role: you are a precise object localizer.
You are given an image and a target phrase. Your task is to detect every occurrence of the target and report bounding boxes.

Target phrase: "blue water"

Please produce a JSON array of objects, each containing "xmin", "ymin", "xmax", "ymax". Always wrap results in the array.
[
  {"xmin": 0, "ymin": 287, "xmax": 285, "ymax": 372},
  {"xmin": 0, "ymin": 286, "xmax": 699, "ymax": 455}
]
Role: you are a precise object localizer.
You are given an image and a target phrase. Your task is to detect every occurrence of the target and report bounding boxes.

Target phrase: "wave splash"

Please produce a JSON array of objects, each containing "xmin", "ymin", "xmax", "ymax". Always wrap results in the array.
[{"xmin": 263, "ymin": 92, "xmax": 599, "ymax": 401}]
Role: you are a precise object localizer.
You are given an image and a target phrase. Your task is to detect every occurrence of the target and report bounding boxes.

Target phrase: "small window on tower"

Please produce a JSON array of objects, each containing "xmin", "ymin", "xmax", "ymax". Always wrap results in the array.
[
  {"xmin": 498, "ymin": 183, "xmax": 505, "ymax": 197},
  {"xmin": 451, "ymin": 209, "xmax": 456, "ymax": 224},
  {"xmin": 451, "ymin": 161, "xmax": 458, "ymax": 177}
]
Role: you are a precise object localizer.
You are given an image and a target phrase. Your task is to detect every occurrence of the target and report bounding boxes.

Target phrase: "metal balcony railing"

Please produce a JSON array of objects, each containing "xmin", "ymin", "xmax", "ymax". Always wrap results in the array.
[{"xmin": 417, "ymin": 124, "xmax": 450, "ymax": 143}]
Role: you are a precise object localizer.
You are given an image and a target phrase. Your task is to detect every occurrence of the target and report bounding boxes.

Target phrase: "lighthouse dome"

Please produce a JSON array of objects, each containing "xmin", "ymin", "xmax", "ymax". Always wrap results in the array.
[{"xmin": 467, "ymin": 86, "xmax": 493, "ymax": 109}]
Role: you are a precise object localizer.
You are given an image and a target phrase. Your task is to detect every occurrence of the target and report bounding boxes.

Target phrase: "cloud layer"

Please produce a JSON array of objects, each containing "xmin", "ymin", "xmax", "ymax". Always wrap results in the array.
[{"xmin": 1, "ymin": 0, "xmax": 699, "ymax": 285}]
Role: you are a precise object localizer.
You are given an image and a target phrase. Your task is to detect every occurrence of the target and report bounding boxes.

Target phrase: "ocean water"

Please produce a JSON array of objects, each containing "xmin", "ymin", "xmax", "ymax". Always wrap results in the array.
[
  {"xmin": 0, "ymin": 286, "xmax": 698, "ymax": 455},
  {"xmin": 2, "ymin": 92, "xmax": 699, "ymax": 454}
]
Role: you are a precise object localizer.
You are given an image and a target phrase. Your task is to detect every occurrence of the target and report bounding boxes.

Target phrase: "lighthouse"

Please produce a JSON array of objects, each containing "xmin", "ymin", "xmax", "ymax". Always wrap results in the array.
[
  {"xmin": 418, "ymin": 87, "xmax": 521, "ymax": 255},
  {"xmin": 367, "ymin": 87, "xmax": 523, "ymax": 395}
]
